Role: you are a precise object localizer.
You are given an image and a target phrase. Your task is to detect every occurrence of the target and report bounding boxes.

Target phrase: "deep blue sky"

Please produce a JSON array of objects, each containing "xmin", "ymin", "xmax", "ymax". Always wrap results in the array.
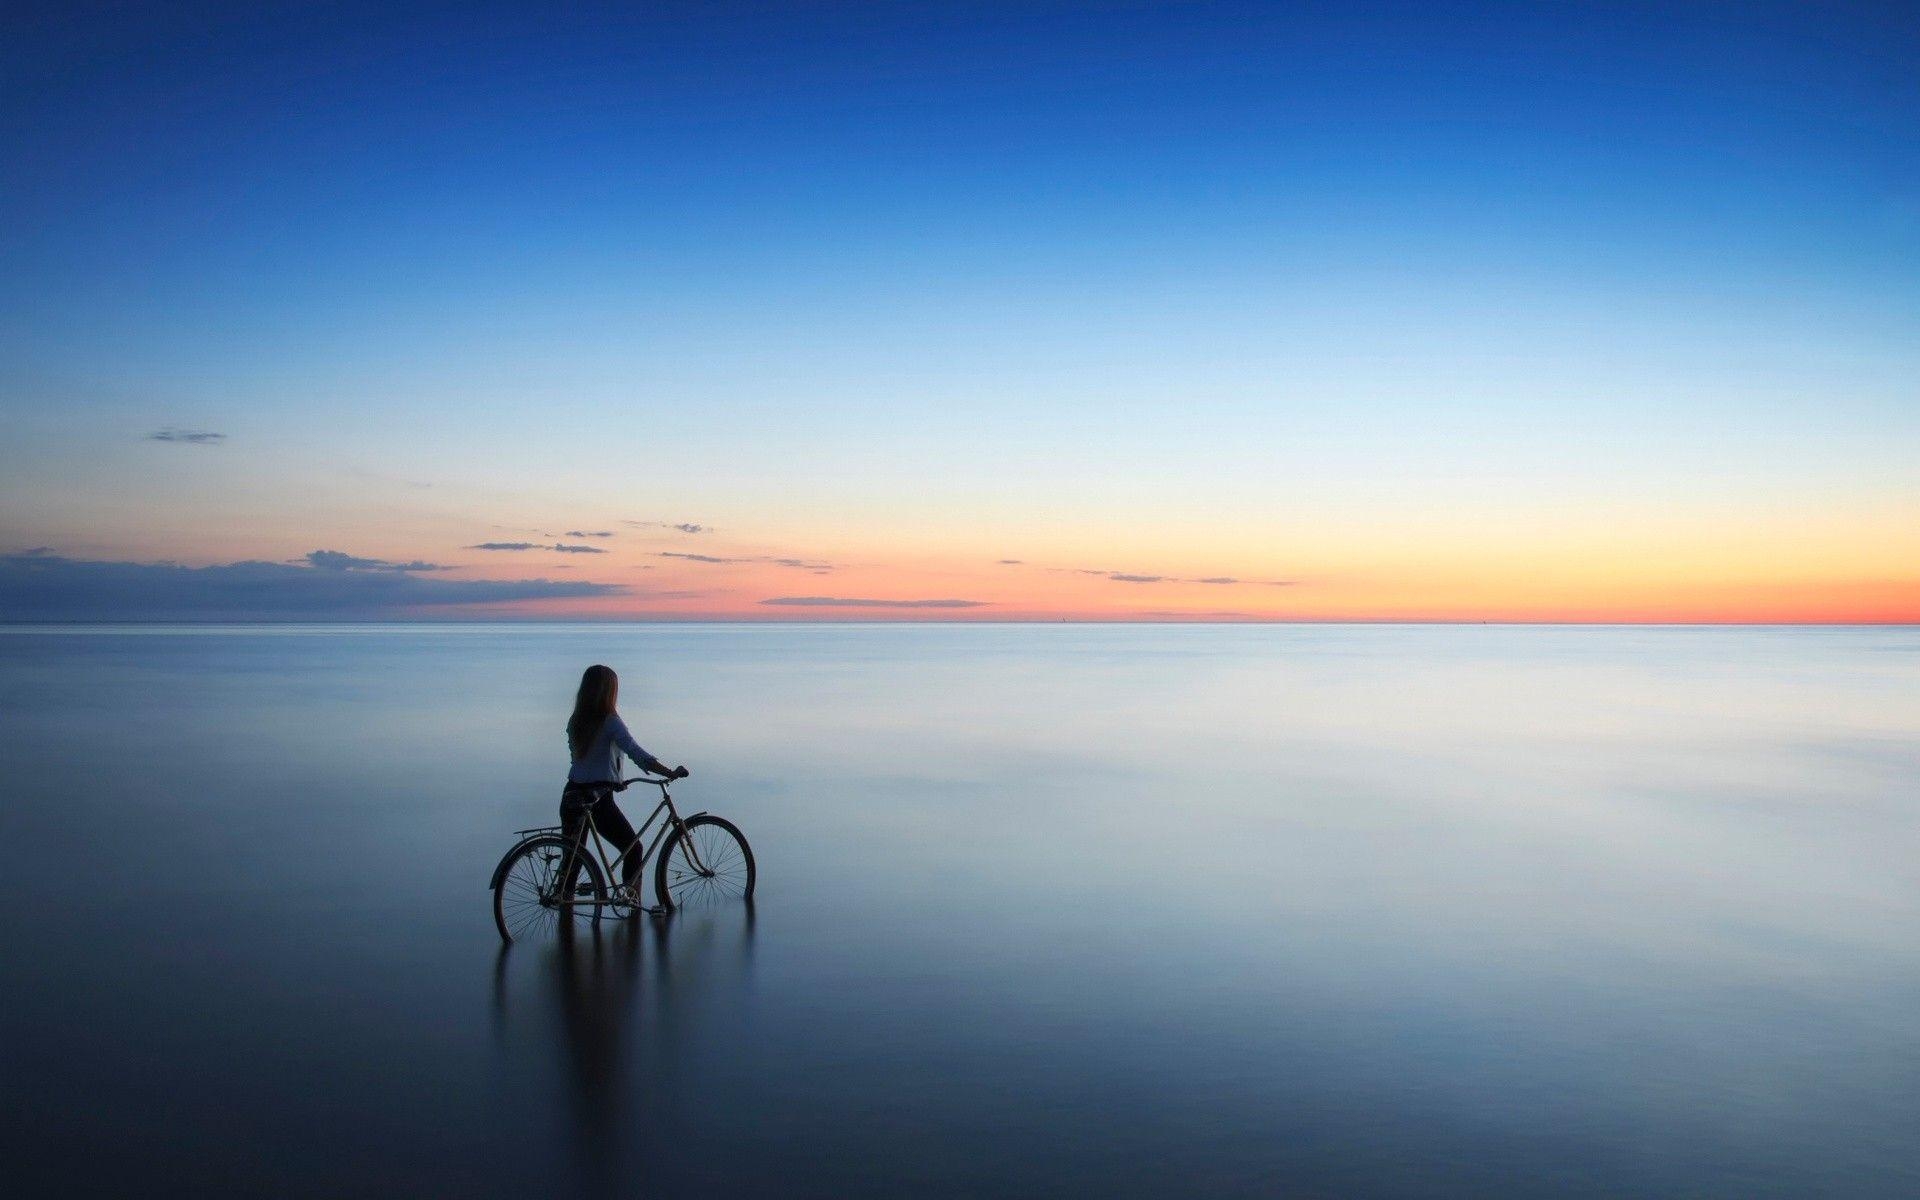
[
  {"xmin": 3, "ymin": 2, "xmax": 1917, "ymax": 619},
  {"xmin": 10, "ymin": 2, "xmax": 1916, "ymax": 309}
]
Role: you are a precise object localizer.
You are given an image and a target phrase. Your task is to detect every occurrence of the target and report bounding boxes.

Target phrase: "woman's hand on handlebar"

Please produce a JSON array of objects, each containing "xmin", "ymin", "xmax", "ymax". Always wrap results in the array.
[{"xmin": 670, "ymin": 764, "xmax": 691, "ymax": 779}]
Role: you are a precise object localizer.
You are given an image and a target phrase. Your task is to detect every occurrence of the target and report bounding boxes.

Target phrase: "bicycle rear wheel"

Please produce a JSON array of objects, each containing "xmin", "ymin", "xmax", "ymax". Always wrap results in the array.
[
  {"xmin": 655, "ymin": 815, "xmax": 755, "ymax": 910},
  {"xmin": 493, "ymin": 835, "xmax": 605, "ymax": 942}
]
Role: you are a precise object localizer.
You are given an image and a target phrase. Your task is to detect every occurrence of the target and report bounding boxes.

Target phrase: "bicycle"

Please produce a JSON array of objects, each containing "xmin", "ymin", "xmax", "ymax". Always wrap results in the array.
[{"xmin": 490, "ymin": 773, "xmax": 755, "ymax": 943}]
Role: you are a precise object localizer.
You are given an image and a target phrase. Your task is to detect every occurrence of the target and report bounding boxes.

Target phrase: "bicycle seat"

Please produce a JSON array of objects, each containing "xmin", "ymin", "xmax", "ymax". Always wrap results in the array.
[{"xmin": 563, "ymin": 779, "xmax": 629, "ymax": 795}]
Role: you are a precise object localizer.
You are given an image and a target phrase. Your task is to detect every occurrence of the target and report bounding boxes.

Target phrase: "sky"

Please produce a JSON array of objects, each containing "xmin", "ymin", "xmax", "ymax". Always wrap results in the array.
[{"xmin": 2, "ymin": 1, "xmax": 1917, "ymax": 621}]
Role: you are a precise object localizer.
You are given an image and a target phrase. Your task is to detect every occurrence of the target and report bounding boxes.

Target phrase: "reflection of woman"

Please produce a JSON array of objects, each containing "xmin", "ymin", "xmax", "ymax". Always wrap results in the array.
[
  {"xmin": 550, "ymin": 923, "xmax": 642, "ymax": 1189},
  {"xmin": 562, "ymin": 665, "xmax": 688, "ymax": 888},
  {"xmin": 493, "ymin": 908, "xmax": 756, "ymax": 1192}
]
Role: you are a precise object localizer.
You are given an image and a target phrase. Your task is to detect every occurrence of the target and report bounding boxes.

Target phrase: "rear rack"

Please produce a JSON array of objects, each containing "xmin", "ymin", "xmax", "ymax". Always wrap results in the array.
[{"xmin": 512, "ymin": 825, "xmax": 564, "ymax": 836}]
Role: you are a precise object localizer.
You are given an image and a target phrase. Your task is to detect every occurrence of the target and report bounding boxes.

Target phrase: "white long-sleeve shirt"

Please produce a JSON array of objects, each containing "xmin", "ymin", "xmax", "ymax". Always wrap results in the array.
[{"xmin": 567, "ymin": 713, "xmax": 660, "ymax": 784}]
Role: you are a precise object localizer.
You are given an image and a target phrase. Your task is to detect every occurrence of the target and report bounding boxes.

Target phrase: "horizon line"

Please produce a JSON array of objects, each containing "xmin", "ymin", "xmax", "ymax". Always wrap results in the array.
[{"xmin": 3, "ymin": 618, "xmax": 1916, "ymax": 629}]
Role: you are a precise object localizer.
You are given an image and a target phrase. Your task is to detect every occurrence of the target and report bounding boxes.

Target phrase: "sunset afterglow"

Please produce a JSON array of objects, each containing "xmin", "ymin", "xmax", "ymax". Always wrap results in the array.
[{"xmin": 3, "ymin": 4, "xmax": 1916, "ymax": 622}]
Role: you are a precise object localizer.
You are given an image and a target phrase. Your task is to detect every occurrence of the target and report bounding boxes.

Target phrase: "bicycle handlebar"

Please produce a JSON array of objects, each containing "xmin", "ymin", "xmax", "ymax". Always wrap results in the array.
[{"xmin": 612, "ymin": 769, "xmax": 689, "ymax": 791}]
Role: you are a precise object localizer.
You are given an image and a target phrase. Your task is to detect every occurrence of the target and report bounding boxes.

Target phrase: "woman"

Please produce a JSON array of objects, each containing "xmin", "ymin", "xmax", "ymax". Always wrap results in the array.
[{"xmin": 564, "ymin": 664, "xmax": 689, "ymax": 888}]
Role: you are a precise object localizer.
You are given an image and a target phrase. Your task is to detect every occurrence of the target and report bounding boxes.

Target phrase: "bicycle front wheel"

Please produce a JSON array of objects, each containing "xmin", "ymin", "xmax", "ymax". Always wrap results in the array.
[
  {"xmin": 655, "ymin": 815, "xmax": 756, "ymax": 910},
  {"xmin": 494, "ymin": 835, "xmax": 605, "ymax": 942}
]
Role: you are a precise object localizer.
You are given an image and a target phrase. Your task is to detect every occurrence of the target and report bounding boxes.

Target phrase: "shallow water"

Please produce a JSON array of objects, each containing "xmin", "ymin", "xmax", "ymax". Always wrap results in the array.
[{"xmin": 1, "ymin": 623, "xmax": 1916, "ymax": 1196}]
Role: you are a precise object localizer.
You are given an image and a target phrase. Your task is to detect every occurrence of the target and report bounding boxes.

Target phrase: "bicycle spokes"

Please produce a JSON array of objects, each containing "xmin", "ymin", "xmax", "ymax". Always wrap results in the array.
[
  {"xmin": 494, "ymin": 835, "xmax": 604, "ymax": 943},
  {"xmin": 662, "ymin": 819, "xmax": 753, "ymax": 908}
]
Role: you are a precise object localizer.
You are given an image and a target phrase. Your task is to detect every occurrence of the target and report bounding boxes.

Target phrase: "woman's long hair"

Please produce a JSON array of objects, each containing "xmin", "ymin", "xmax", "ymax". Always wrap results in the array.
[{"xmin": 567, "ymin": 665, "xmax": 619, "ymax": 760}]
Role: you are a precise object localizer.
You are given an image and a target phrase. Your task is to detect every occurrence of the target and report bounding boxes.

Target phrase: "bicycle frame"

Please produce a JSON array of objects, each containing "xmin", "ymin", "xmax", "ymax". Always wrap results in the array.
[{"xmin": 553, "ymin": 778, "xmax": 714, "ymax": 906}]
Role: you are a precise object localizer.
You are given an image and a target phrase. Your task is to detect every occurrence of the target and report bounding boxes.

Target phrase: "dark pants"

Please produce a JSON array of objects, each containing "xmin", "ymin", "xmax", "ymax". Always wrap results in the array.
[{"xmin": 561, "ymin": 785, "xmax": 643, "ymax": 886}]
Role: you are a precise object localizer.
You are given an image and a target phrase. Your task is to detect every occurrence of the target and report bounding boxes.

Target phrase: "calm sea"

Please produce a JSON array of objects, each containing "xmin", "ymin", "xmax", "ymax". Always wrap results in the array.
[{"xmin": 1, "ymin": 623, "xmax": 1915, "ymax": 1196}]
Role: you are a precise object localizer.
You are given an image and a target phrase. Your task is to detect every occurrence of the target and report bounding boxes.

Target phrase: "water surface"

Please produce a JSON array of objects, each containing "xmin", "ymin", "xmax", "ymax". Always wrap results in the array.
[{"xmin": 1, "ymin": 624, "xmax": 1915, "ymax": 1195}]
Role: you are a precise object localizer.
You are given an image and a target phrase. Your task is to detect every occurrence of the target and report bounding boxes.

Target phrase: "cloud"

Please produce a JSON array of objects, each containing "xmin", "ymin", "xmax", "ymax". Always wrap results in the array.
[
  {"xmin": 0, "ymin": 551, "xmax": 622, "ymax": 620},
  {"xmin": 303, "ymin": 550, "xmax": 446, "ymax": 573},
  {"xmin": 1048, "ymin": 564, "xmax": 1282, "ymax": 586},
  {"xmin": 148, "ymin": 428, "xmax": 226, "ymax": 445},
  {"xmin": 759, "ymin": 596, "xmax": 989, "ymax": 608},
  {"xmin": 469, "ymin": 541, "xmax": 605, "ymax": 554},
  {"xmin": 660, "ymin": 552, "xmax": 834, "ymax": 571},
  {"xmin": 564, "ymin": 531, "xmax": 615, "ymax": 539},
  {"xmin": 625, "ymin": 521, "xmax": 707, "ymax": 534},
  {"xmin": 998, "ymin": 559, "xmax": 1024, "ymax": 565}
]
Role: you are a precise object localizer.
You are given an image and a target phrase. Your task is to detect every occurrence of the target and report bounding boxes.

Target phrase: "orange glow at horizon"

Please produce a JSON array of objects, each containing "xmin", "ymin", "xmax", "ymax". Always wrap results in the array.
[
  {"xmin": 52, "ymin": 489, "xmax": 1918, "ymax": 624},
  {"xmin": 442, "ymin": 550, "xmax": 1920, "ymax": 624}
]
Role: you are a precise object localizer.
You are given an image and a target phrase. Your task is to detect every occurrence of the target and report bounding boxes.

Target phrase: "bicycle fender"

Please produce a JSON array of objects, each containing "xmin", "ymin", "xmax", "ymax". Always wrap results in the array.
[{"xmin": 489, "ymin": 835, "xmax": 551, "ymax": 891}]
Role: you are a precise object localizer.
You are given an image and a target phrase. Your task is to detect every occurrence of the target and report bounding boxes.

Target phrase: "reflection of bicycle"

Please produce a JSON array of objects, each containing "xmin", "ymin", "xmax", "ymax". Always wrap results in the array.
[{"xmin": 491, "ymin": 775, "xmax": 755, "ymax": 942}]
